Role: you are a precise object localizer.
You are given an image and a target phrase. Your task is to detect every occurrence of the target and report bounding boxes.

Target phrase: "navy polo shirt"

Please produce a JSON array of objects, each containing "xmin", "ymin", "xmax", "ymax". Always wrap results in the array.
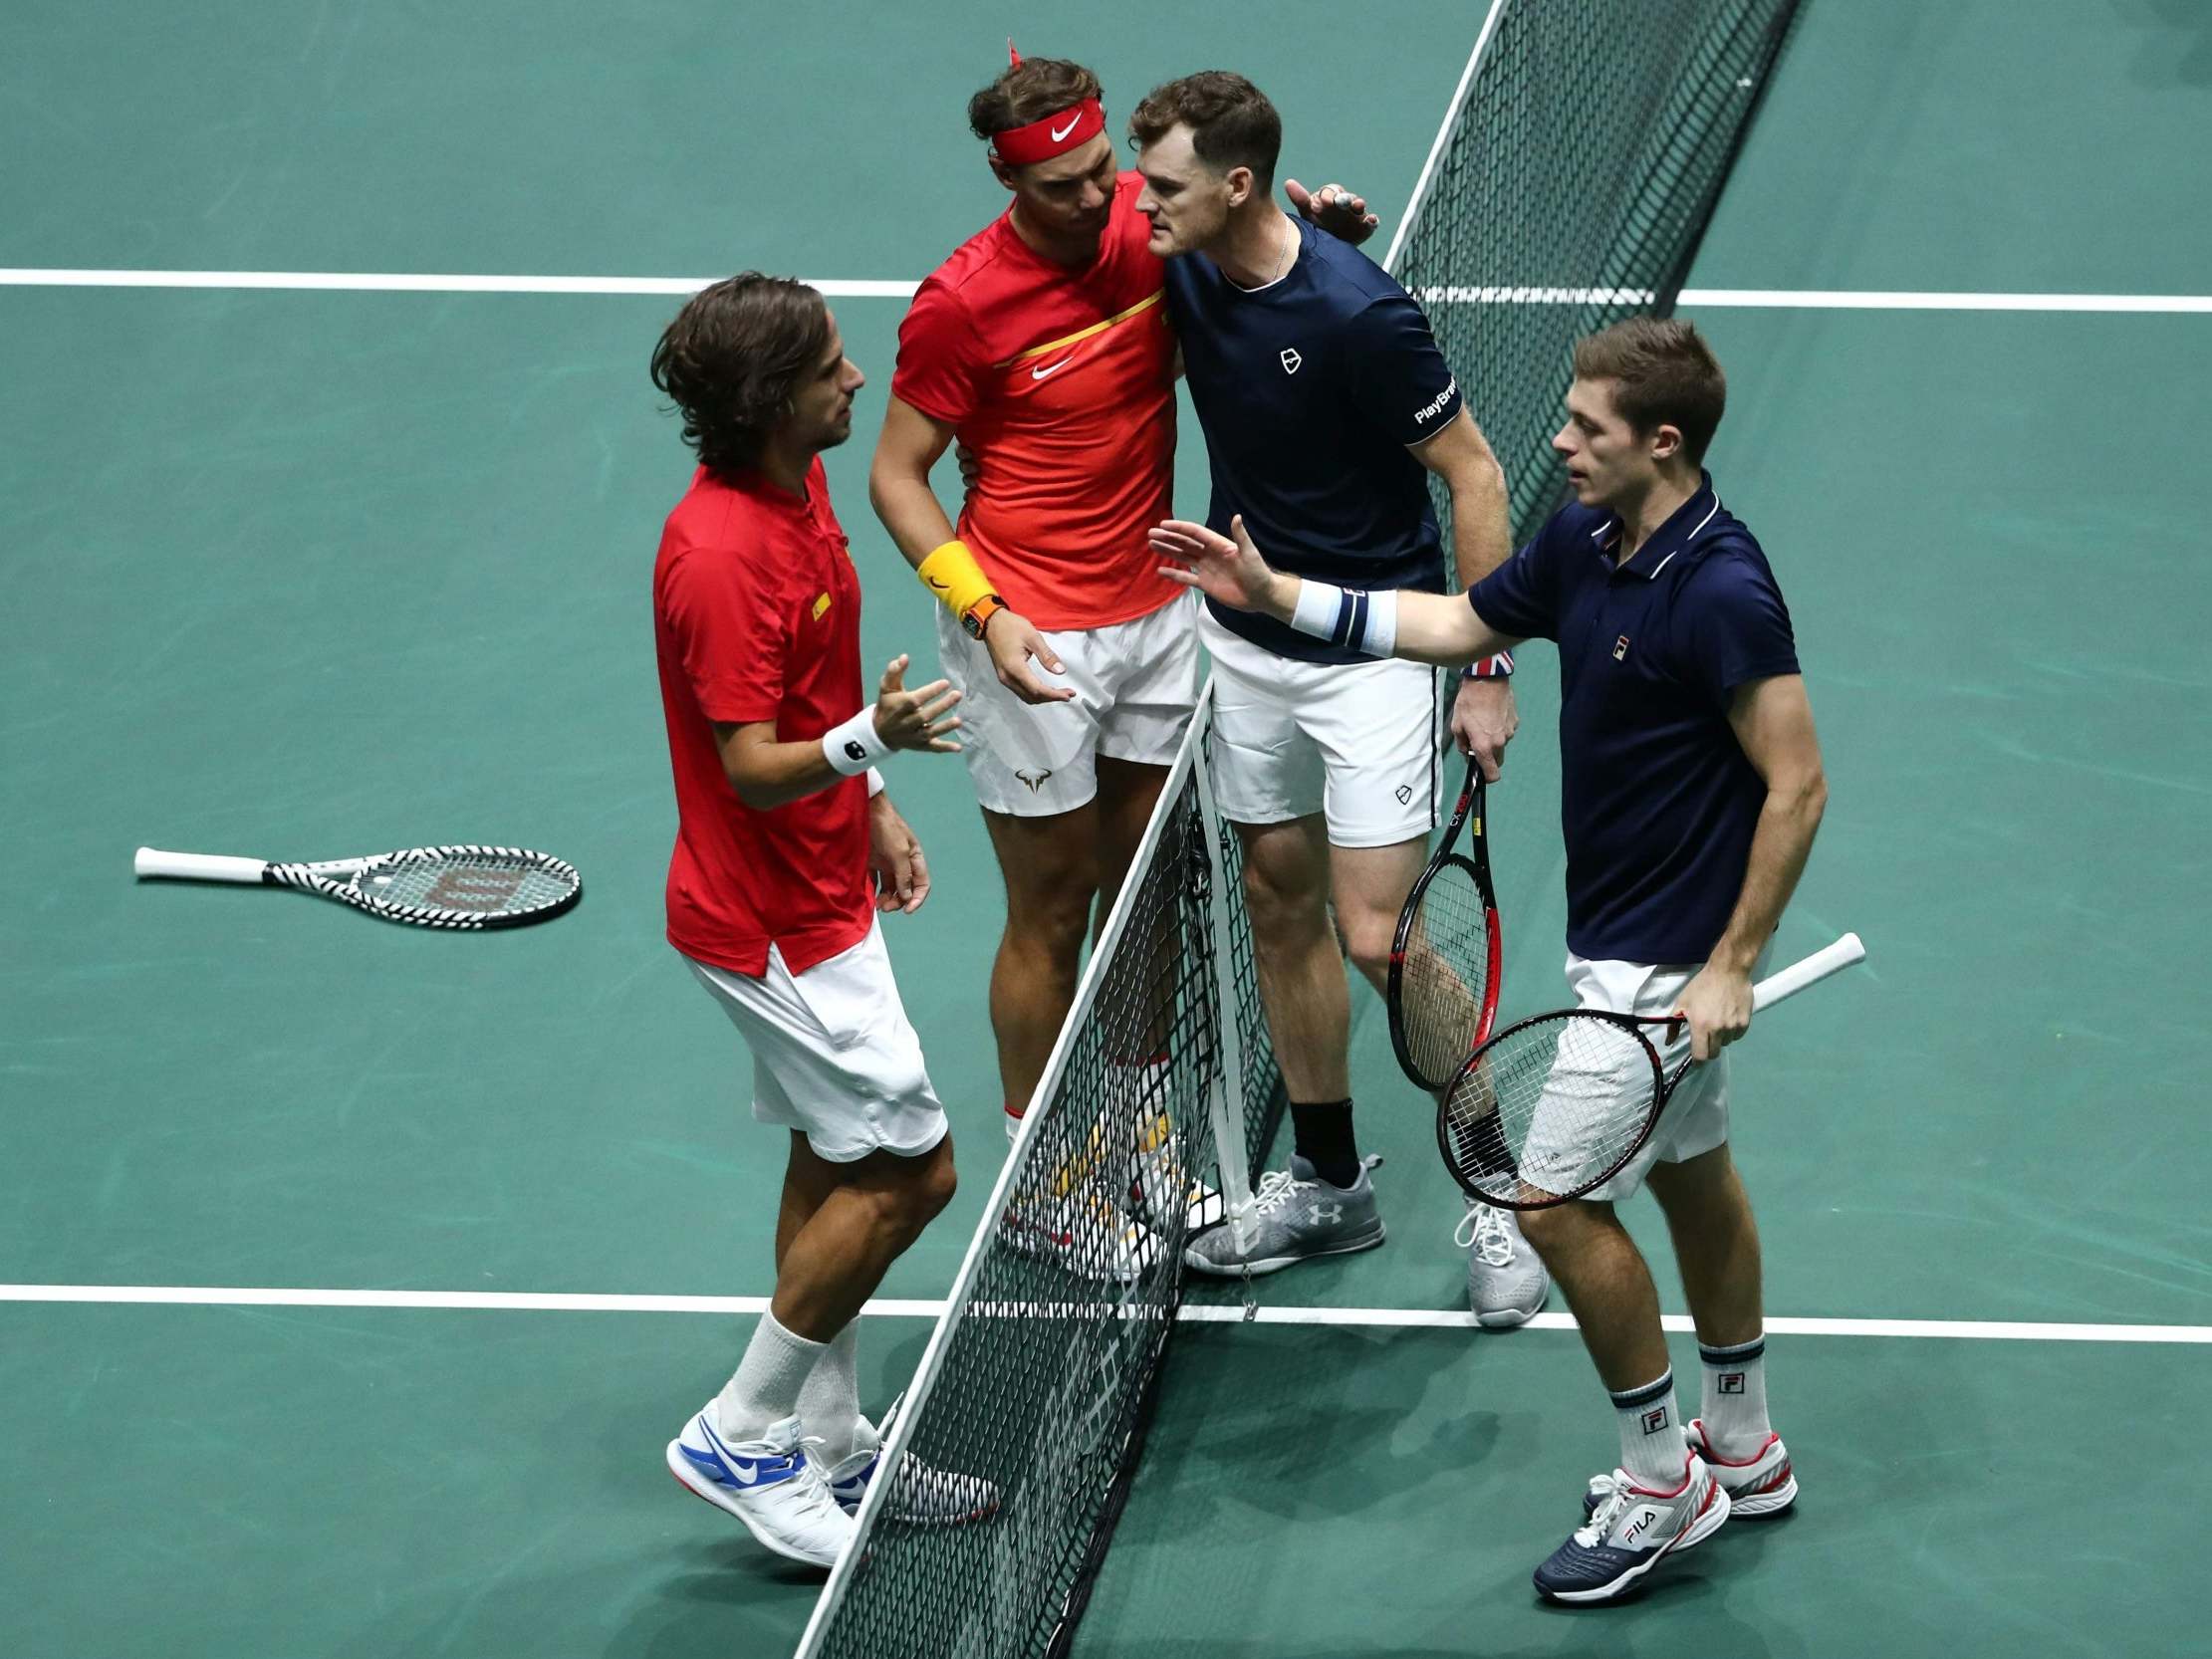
[
  {"xmin": 1164, "ymin": 218, "xmax": 1461, "ymax": 663},
  {"xmin": 1465, "ymin": 475, "xmax": 1800, "ymax": 964}
]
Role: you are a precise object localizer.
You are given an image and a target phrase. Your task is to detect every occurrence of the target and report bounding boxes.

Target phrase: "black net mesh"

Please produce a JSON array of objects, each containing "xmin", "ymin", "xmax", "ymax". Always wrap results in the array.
[
  {"xmin": 805, "ymin": 749, "xmax": 1279, "ymax": 1659},
  {"xmin": 1394, "ymin": 0, "xmax": 1801, "ymax": 560}
]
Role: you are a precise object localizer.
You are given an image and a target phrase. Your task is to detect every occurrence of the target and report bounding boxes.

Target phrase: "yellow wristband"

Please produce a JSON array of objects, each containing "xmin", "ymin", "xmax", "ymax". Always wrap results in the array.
[{"xmin": 916, "ymin": 538, "xmax": 996, "ymax": 617}]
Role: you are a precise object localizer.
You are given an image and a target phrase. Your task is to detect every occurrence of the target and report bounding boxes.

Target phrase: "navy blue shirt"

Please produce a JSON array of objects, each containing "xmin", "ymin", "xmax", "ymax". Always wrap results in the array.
[
  {"xmin": 1165, "ymin": 218, "xmax": 1462, "ymax": 663},
  {"xmin": 1465, "ymin": 476, "xmax": 1800, "ymax": 964}
]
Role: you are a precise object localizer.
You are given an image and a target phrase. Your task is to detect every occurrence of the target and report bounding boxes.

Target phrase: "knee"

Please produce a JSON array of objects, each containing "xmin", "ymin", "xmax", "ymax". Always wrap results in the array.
[
  {"xmin": 1338, "ymin": 907, "xmax": 1397, "ymax": 986},
  {"xmin": 1004, "ymin": 864, "xmax": 1098, "ymax": 961},
  {"xmin": 1518, "ymin": 1200, "xmax": 1598, "ymax": 1263},
  {"xmin": 1241, "ymin": 859, "xmax": 1325, "ymax": 944},
  {"xmin": 876, "ymin": 1150, "xmax": 956, "ymax": 1246}
]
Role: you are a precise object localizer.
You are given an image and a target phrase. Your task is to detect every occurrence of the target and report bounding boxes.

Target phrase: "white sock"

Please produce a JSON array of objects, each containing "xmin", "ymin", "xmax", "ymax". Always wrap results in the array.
[
  {"xmin": 1698, "ymin": 1334, "xmax": 1772, "ymax": 1459},
  {"xmin": 713, "ymin": 1309, "xmax": 824, "ymax": 1443},
  {"xmin": 794, "ymin": 1319, "xmax": 866, "ymax": 1465},
  {"xmin": 1610, "ymin": 1369, "xmax": 1689, "ymax": 1491}
]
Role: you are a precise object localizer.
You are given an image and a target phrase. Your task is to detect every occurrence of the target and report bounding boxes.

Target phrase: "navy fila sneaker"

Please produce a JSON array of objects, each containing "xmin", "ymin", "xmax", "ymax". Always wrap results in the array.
[
  {"xmin": 1534, "ymin": 1455, "xmax": 1731, "ymax": 1604},
  {"xmin": 666, "ymin": 1409, "xmax": 854, "ymax": 1568}
]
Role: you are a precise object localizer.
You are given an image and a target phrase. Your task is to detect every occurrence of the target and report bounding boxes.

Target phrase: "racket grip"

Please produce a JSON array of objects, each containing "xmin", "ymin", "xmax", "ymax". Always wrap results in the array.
[
  {"xmin": 1750, "ymin": 932, "xmax": 1865, "ymax": 1013},
  {"xmin": 133, "ymin": 847, "xmax": 270, "ymax": 883}
]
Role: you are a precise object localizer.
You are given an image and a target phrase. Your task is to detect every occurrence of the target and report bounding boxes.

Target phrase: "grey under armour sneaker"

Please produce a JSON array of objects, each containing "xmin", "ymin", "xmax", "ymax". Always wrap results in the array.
[
  {"xmin": 1183, "ymin": 1153, "xmax": 1385, "ymax": 1276},
  {"xmin": 1457, "ymin": 1201, "xmax": 1550, "ymax": 1327}
]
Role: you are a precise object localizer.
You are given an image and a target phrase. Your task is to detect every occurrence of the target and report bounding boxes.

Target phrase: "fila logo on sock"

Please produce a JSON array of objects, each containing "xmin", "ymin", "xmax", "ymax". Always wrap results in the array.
[
  {"xmin": 1641, "ymin": 1406, "xmax": 1670, "ymax": 1435},
  {"xmin": 1718, "ymin": 1371, "xmax": 1747, "ymax": 1394}
]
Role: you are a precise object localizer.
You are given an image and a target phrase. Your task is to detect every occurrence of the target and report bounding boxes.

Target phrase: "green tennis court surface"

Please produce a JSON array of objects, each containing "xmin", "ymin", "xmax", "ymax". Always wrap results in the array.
[{"xmin": 5, "ymin": 3, "xmax": 2208, "ymax": 1655}]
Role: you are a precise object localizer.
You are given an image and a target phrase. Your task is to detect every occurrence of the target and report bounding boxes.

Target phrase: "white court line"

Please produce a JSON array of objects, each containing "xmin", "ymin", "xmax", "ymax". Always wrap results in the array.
[
  {"xmin": 2, "ymin": 269, "xmax": 2211, "ymax": 313},
  {"xmin": 4, "ymin": 1283, "xmax": 2206, "ymax": 1343}
]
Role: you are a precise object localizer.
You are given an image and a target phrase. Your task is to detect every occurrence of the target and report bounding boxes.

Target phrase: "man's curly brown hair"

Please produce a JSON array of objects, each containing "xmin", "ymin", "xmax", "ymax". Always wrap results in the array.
[{"xmin": 649, "ymin": 274, "xmax": 830, "ymax": 480}]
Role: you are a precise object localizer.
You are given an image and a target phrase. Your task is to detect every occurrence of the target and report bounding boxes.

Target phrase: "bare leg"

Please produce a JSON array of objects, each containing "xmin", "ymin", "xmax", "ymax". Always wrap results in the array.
[
  {"xmin": 770, "ymin": 1134, "xmax": 957, "ymax": 1340},
  {"xmin": 1326, "ymin": 835, "xmax": 1428, "ymax": 1000},
  {"xmin": 1519, "ymin": 1200, "xmax": 1671, "ymax": 1391},
  {"xmin": 1646, "ymin": 1144, "xmax": 1764, "ymax": 1348},
  {"xmin": 983, "ymin": 805, "xmax": 1101, "ymax": 1115},
  {"xmin": 1235, "ymin": 815, "xmax": 1349, "ymax": 1103}
]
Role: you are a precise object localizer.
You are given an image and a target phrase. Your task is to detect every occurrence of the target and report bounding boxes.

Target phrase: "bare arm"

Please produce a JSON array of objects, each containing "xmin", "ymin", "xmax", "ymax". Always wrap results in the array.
[
  {"xmin": 1674, "ymin": 673, "xmax": 1830, "ymax": 1058},
  {"xmin": 867, "ymin": 395, "xmax": 959, "ymax": 569},
  {"xmin": 1149, "ymin": 516, "xmax": 1519, "ymax": 665},
  {"xmin": 1412, "ymin": 406, "xmax": 1519, "ymax": 777},
  {"xmin": 1409, "ymin": 405, "xmax": 1511, "ymax": 588},
  {"xmin": 866, "ymin": 394, "xmax": 1074, "ymax": 704},
  {"xmin": 713, "ymin": 654, "xmax": 961, "ymax": 813}
]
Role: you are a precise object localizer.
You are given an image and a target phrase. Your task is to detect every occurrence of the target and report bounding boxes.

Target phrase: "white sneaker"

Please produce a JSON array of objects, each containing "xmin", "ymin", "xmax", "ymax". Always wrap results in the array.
[
  {"xmin": 823, "ymin": 1395, "xmax": 1000, "ymax": 1524},
  {"xmin": 1687, "ymin": 1419, "xmax": 1797, "ymax": 1517},
  {"xmin": 1455, "ymin": 1202, "xmax": 1550, "ymax": 1328},
  {"xmin": 666, "ymin": 1408, "xmax": 855, "ymax": 1568},
  {"xmin": 1127, "ymin": 1126, "xmax": 1224, "ymax": 1234},
  {"xmin": 1534, "ymin": 1455, "xmax": 1730, "ymax": 1603},
  {"xmin": 1000, "ymin": 1190, "xmax": 1160, "ymax": 1283}
]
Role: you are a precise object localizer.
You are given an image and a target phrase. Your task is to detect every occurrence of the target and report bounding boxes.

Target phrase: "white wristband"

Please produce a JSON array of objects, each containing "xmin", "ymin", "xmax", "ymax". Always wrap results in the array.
[
  {"xmin": 1288, "ymin": 578, "xmax": 1397, "ymax": 658},
  {"xmin": 865, "ymin": 767, "xmax": 886, "ymax": 799},
  {"xmin": 823, "ymin": 708, "xmax": 887, "ymax": 777}
]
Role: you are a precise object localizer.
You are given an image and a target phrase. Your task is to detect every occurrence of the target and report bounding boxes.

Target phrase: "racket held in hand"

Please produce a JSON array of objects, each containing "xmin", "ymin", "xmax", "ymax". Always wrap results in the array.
[
  {"xmin": 133, "ymin": 843, "xmax": 582, "ymax": 930},
  {"xmin": 1436, "ymin": 933, "xmax": 1866, "ymax": 1211},
  {"xmin": 1387, "ymin": 755, "xmax": 1503, "ymax": 1090}
]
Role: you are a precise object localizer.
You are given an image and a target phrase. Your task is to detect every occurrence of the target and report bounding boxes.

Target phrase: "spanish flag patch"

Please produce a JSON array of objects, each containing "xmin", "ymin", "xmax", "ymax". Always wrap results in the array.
[{"xmin": 813, "ymin": 592, "xmax": 833, "ymax": 620}]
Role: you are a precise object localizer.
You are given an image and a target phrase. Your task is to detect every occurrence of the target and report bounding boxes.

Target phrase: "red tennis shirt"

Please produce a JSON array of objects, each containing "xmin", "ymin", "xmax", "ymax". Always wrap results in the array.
[
  {"xmin": 891, "ymin": 172, "xmax": 1178, "ymax": 632},
  {"xmin": 653, "ymin": 458, "xmax": 872, "ymax": 977}
]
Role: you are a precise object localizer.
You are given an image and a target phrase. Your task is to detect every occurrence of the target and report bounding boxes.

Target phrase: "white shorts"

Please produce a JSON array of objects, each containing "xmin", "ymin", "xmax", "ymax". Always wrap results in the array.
[
  {"xmin": 683, "ymin": 920, "xmax": 948, "ymax": 1164},
  {"xmin": 1521, "ymin": 949, "xmax": 1768, "ymax": 1203},
  {"xmin": 1201, "ymin": 607, "xmax": 1440, "ymax": 848},
  {"xmin": 935, "ymin": 594, "xmax": 1200, "ymax": 819}
]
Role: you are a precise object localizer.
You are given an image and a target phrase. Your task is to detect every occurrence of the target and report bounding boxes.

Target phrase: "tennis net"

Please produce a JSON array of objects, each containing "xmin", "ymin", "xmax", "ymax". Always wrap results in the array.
[
  {"xmin": 795, "ymin": 684, "xmax": 1278, "ymax": 1659},
  {"xmin": 1389, "ymin": 0, "xmax": 1802, "ymax": 549}
]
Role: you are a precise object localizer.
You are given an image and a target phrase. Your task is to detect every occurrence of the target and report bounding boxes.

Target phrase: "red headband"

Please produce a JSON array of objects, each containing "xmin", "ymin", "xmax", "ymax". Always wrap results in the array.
[{"xmin": 991, "ymin": 95, "xmax": 1106, "ymax": 166}]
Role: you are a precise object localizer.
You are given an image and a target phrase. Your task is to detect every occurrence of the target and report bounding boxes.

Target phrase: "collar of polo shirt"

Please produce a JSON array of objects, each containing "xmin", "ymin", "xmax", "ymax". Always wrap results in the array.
[{"xmin": 1591, "ymin": 470, "xmax": 1723, "ymax": 581}]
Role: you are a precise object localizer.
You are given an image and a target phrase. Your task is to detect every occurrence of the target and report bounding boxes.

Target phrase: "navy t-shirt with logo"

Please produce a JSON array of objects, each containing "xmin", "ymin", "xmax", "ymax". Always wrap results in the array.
[
  {"xmin": 1164, "ymin": 218, "xmax": 1462, "ymax": 663},
  {"xmin": 1465, "ymin": 475, "xmax": 1801, "ymax": 965}
]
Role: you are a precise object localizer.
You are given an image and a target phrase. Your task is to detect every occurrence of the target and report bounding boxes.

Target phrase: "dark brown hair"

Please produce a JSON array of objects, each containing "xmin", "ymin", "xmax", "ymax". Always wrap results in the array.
[
  {"xmin": 1128, "ymin": 71, "xmax": 1282, "ymax": 190},
  {"xmin": 1572, "ymin": 318, "xmax": 1728, "ymax": 463},
  {"xmin": 968, "ymin": 57, "xmax": 1104, "ymax": 144},
  {"xmin": 649, "ymin": 274, "xmax": 830, "ymax": 480}
]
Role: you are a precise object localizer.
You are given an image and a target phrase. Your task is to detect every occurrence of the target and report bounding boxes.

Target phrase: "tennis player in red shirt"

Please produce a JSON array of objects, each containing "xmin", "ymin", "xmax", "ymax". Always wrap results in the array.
[
  {"xmin": 649, "ymin": 274, "xmax": 991, "ymax": 1569},
  {"xmin": 868, "ymin": 49, "xmax": 1378, "ymax": 1275}
]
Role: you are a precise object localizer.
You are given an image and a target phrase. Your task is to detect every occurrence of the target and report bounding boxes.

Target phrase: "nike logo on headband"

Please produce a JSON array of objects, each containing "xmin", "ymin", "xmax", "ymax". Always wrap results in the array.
[{"xmin": 1050, "ymin": 115, "xmax": 1081, "ymax": 142}]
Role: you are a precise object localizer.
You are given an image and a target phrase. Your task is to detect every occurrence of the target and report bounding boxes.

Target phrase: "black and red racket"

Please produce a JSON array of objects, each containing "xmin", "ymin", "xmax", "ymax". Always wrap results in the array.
[
  {"xmin": 1387, "ymin": 755, "xmax": 1502, "ymax": 1090},
  {"xmin": 1437, "ymin": 933, "xmax": 1865, "ymax": 1211}
]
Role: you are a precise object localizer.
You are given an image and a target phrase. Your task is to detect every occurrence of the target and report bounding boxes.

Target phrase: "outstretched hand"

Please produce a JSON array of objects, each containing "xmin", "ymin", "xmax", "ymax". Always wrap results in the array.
[
  {"xmin": 983, "ymin": 609, "xmax": 1077, "ymax": 705},
  {"xmin": 873, "ymin": 653, "xmax": 962, "ymax": 753},
  {"xmin": 1286, "ymin": 177, "xmax": 1379, "ymax": 245},
  {"xmin": 1150, "ymin": 515, "xmax": 1287, "ymax": 616}
]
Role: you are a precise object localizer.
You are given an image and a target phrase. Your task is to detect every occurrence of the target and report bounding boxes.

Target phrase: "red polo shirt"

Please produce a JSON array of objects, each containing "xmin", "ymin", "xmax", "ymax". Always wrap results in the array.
[
  {"xmin": 653, "ymin": 457, "xmax": 872, "ymax": 976},
  {"xmin": 890, "ymin": 172, "xmax": 1178, "ymax": 631}
]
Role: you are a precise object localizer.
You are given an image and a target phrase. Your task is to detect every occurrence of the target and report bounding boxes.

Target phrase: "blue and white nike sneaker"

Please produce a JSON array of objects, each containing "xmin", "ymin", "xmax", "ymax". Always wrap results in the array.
[
  {"xmin": 1534, "ymin": 1455, "xmax": 1731, "ymax": 1603},
  {"xmin": 666, "ymin": 1408, "xmax": 855, "ymax": 1568}
]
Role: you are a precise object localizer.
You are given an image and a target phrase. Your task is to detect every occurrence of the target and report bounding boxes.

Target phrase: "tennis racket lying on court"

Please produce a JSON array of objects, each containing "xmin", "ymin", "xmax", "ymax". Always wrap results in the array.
[
  {"xmin": 132, "ymin": 843, "xmax": 582, "ymax": 930},
  {"xmin": 1387, "ymin": 755, "xmax": 1503, "ymax": 1090},
  {"xmin": 1436, "ymin": 932, "xmax": 1865, "ymax": 1211}
]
